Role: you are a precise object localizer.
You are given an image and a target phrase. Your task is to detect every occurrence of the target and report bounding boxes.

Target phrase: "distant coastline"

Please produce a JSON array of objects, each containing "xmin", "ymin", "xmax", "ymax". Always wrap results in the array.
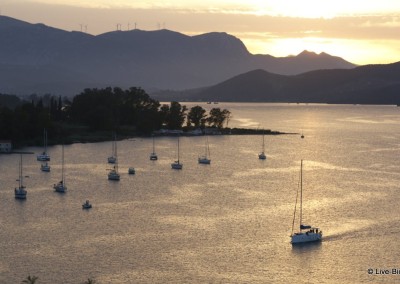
[
  {"xmin": 5, "ymin": 128, "xmax": 293, "ymax": 150},
  {"xmin": 153, "ymin": 127, "xmax": 292, "ymax": 136},
  {"xmin": 45, "ymin": 127, "xmax": 294, "ymax": 146}
]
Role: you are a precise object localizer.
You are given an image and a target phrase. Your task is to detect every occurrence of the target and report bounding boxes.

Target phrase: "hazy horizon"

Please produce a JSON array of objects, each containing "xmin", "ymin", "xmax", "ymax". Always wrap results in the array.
[{"xmin": 2, "ymin": 0, "xmax": 400, "ymax": 65}]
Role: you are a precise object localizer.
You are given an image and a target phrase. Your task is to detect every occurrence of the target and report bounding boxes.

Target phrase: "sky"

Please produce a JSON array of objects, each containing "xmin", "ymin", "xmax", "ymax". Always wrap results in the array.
[{"xmin": 1, "ymin": 0, "xmax": 400, "ymax": 65}]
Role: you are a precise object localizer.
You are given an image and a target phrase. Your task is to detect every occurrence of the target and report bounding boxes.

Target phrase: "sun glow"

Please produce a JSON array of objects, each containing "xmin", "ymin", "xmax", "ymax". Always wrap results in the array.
[
  {"xmin": 30, "ymin": 0, "xmax": 400, "ymax": 17},
  {"xmin": 241, "ymin": 36, "xmax": 400, "ymax": 65},
  {"xmin": 235, "ymin": 0, "xmax": 400, "ymax": 18}
]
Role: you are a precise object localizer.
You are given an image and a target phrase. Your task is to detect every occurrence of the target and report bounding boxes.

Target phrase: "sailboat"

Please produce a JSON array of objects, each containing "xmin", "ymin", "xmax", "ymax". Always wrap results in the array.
[
  {"xmin": 108, "ymin": 133, "xmax": 117, "ymax": 164},
  {"xmin": 108, "ymin": 138, "xmax": 120, "ymax": 180},
  {"xmin": 15, "ymin": 154, "xmax": 27, "ymax": 199},
  {"xmin": 37, "ymin": 128, "xmax": 50, "ymax": 161},
  {"xmin": 258, "ymin": 130, "xmax": 267, "ymax": 160},
  {"xmin": 54, "ymin": 144, "xmax": 67, "ymax": 193},
  {"xmin": 108, "ymin": 165, "xmax": 120, "ymax": 180},
  {"xmin": 41, "ymin": 162, "xmax": 51, "ymax": 172},
  {"xmin": 290, "ymin": 160, "xmax": 322, "ymax": 244},
  {"xmin": 171, "ymin": 136, "xmax": 183, "ymax": 170},
  {"xmin": 198, "ymin": 136, "xmax": 211, "ymax": 164},
  {"xmin": 149, "ymin": 135, "xmax": 158, "ymax": 160}
]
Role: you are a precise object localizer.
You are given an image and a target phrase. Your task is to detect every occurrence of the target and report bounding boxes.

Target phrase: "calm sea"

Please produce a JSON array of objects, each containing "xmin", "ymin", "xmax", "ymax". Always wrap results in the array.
[{"xmin": 1, "ymin": 103, "xmax": 400, "ymax": 283}]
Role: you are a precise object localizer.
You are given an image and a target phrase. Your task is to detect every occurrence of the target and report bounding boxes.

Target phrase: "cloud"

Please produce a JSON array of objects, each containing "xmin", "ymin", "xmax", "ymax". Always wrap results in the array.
[{"xmin": 5, "ymin": 2, "xmax": 400, "ymax": 41}]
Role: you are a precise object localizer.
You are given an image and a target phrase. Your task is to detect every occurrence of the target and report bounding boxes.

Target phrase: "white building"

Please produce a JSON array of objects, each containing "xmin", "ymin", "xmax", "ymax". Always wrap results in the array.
[{"xmin": 0, "ymin": 140, "xmax": 12, "ymax": 153}]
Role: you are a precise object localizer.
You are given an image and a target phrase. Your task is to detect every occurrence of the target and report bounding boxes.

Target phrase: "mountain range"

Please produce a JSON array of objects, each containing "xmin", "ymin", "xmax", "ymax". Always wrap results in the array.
[
  {"xmin": 0, "ymin": 16, "xmax": 355, "ymax": 96},
  {"xmin": 155, "ymin": 62, "xmax": 400, "ymax": 104}
]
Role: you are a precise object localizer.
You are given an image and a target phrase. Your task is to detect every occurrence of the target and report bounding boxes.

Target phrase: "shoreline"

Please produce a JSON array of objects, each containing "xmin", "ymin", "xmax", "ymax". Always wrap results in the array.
[
  {"xmin": 64, "ymin": 128, "xmax": 296, "ymax": 144},
  {"xmin": 8, "ymin": 127, "xmax": 297, "ymax": 149}
]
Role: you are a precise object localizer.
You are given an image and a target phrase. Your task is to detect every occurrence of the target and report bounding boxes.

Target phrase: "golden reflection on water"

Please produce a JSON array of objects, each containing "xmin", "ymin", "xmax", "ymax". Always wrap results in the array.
[{"xmin": 1, "ymin": 104, "xmax": 400, "ymax": 283}]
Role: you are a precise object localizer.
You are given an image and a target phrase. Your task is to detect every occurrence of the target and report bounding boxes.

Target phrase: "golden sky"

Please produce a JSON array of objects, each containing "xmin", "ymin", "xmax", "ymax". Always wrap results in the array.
[{"xmin": 2, "ymin": 0, "xmax": 400, "ymax": 65}]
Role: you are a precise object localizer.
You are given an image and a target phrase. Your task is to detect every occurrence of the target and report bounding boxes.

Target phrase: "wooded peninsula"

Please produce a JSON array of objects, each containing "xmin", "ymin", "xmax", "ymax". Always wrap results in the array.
[{"xmin": 0, "ymin": 87, "xmax": 285, "ymax": 148}]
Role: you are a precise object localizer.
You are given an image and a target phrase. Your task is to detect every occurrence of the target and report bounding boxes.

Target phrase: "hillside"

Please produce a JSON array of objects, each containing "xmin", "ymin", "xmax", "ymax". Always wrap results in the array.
[
  {"xmin": 0, "ymin": 16, "xmax": 355, "ymax": 96},
  {"xmin": 175, "ymin": 62, "xmax": 400, "ymax": 104}
]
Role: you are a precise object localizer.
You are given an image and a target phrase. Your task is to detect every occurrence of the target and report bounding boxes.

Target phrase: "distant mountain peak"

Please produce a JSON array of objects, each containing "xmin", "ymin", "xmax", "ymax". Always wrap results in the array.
[
  {"xmin": 297, "ymin": 50, "xmax": 319, "ymax": 57},
  {"xmin": 296, "ymin": 50, "xmax": 337, "ymax": 59}
]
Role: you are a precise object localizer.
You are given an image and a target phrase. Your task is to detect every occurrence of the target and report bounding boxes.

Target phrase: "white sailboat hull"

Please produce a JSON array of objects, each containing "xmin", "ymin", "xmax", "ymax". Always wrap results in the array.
[
  {"xmin": 54, "ymin": 183, "xmax": 67, "ymax": 193},
  {"xmin": 108, "ymin": 175, "xmax": 120, "ymax": 180},
  {"xmin": 171, "ymin": 162, "xmax": 183, "ymax": 169},
  {"xmin": 15, "ymin": 187, "xmax": 27, "ymax": 199},
  {"xmin": 108, "ymin": 171, "xmax": 120, "ymax": 180},
  {"xmin": 291, "ymin": 231, "xmax": 322, "ymax": 244},
  {"xmin": 290, "ymin": 160, "xmax": 323, "ymax": 245},
  {"xmin": 37, "ymin": 154, "xmax": 50, "ymax": 161},
  {"xmin": 41, "ymin": 163, "xmax": 51, "ymax": 172},
  {"xmin": 198, "ymin": 157, "xmax": 211, "ymax": 164},
  {"xmin": 149, "ymin": 153, "xmax": 158, "ymax": 160}
]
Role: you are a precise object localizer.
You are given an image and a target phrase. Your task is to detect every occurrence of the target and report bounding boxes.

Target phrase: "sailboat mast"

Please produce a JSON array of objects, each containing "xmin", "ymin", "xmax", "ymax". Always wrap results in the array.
[
  {"xmin": 152, "ymin": 135, "xmax": 155, "ymax": 153},
  {"xmin": 262, "ymin": 130, "xmax": 265, "ymax": 152},
  {"xmin": 19, "ymin": 154, "xmax": 23, "ymax": 188},
  {"xmin": 113, "ymin": 133, "xmax": 116, "ymax": 157},
  {"xmin": 207, "ymin": 136, "xmax": 210, "ymax": 157},
  {"xmin": 177, "ymin": 136, "xmax": 180, "ymax": 163},
  {"xmin": 44, "ymin": 129, "xmax": 46, "ymax": 152},
  {"xmin": 62, "ymin": 144, "xmax": 65, "ymax": 185},
  {"xmin": 204, "ymin": 136, "xmax": 207, "ymax": 157},
  {"xmin": 115, "ymin": 137, "xmax": 118, "ymax": 171},
  {"xmin": 300, "ymin": 159, "xmax": 303, "ymax": 228}
]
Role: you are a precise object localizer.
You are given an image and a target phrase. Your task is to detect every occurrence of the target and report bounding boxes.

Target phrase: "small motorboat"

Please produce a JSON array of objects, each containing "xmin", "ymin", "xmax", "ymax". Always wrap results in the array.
[{"xmin": 82, "ymin": 200, "xmax": 92, "ymax": 209}]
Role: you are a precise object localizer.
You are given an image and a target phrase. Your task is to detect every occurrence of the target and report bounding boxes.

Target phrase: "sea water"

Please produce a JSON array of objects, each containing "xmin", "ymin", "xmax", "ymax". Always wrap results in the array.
[{"xmin": 1, "ymin": 103, "xmax": 399, "ymax": 283}]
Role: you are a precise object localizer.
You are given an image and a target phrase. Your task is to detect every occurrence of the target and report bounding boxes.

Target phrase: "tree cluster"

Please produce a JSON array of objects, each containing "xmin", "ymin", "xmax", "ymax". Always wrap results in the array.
[
  {"xmin": 67, "ymin": 88, "xmax": 231, "ymax": 131},
  {"xmin": 0, "ymin": 94, "xmax": 67, "ymax": 146},
  {"xmin": 68, "ymin": 87, "xmax": 161, "ymax": 133},
  {"xmin": 0, "ymin": 88, "xmax": 232, "ymax": 146},
  {"xmin": 0, "ymin": 93, "xmax": 21, "ymax": 109}
]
